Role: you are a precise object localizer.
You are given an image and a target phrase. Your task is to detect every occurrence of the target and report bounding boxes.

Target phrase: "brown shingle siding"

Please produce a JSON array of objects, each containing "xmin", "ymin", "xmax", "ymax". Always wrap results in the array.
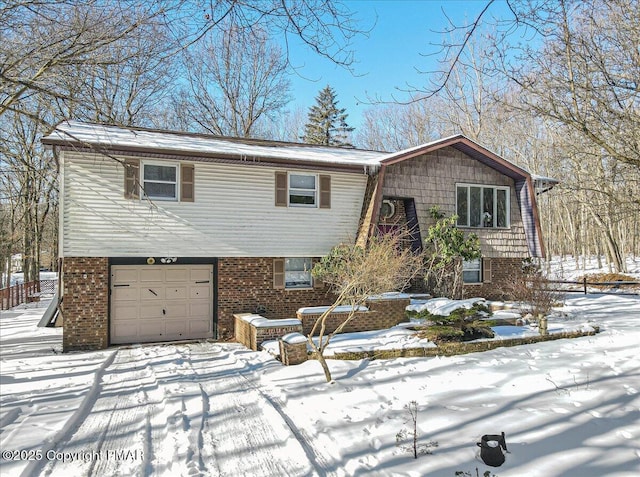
[{"xmin": 382, "ymin": 147, "xmax": 529, "ymax": 258}]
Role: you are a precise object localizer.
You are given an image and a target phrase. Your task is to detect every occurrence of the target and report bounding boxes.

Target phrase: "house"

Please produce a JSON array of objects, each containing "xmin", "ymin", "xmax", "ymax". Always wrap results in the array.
[{"xmin": 42, "ymin": 121, "xmax": 553, "ymax": 352}]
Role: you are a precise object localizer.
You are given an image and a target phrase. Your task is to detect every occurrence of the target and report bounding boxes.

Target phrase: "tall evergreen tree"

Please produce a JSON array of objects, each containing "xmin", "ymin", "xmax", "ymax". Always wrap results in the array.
[{"xmin": 303, "ymin": 85, "xmax": 354, "ymax": 147}]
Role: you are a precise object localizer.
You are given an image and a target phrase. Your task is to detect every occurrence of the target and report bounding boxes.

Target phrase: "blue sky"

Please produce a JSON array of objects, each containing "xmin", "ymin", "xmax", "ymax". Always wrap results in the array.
[{"xmin": 285, "ymin": 0, "xmax": 512, "ymax": 129}]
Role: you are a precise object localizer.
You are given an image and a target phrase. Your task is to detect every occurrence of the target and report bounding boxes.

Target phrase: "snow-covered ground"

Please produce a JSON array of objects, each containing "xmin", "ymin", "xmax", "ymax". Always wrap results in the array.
[
  {"xmin": 3, "ymin": 272, "xmax": 58, "ymax": 287},
  {"xmin": 1, "ymin": 296, "xmax": 639, "ymax": 475},
  {"xmin": 546, "ymin": 255, "xmax": 640, "ymax": 280}
]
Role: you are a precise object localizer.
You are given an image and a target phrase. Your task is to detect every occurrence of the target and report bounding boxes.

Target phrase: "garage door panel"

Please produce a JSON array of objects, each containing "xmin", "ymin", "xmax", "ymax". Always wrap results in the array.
[
  {"xmin": 165, "ymin": 268, "xmax": 188, "ymax": 282},
  {"xmin": 139, "ymin": 268, "xmax": 164, "ymax": 282},
  {"xmin": 165, "ymin": 303, "xmax": 188, "ymax": 317},
  {"xmin": 112, "ymin": 322, "xmax": 139, "ymax": 340},
  {"xmin": 190, "ymin": 302, "xmax": 211, "ymax": 317},
  {"xmin": 112, "ymin": 305, "xmax": 139, "ymax": 321},
  {"xmin": 190, "ymin": 285, "xmax": 211, "ymax": 299},
  {"xmin": 112, "ymin": 287, "xmax": 139, "ymax": 301},
  {"xmin": 189, "ymin": 320, "xmax": 211, "ymax": 334},
  {"xmin": 165, "ymin": 287, "xmax": 187, "ymax": 299},
  {"xmin": 139, "ymin": 303, "xmax": 168, "ymax": 319},
  {"xmin": 138, "ymin": 322, "xmax": 165, "ymax": 338},
  {"xmin": 111, "ymin": 264, "xmax": 214, "ymax": 344},
  {"xmin": 112, "ymin": 268, "xmax": 138, "ymax": 283},
  {"xmin": 165, "ymin": 321, "xmax": 187, "ymax": 336},
  {"xmin": 190, "ymin": 268, "xmax": 211, "ymax": 281},
  {"xmin": 140, "ymin": 287, "xmax": 165, "ymax": 300}
]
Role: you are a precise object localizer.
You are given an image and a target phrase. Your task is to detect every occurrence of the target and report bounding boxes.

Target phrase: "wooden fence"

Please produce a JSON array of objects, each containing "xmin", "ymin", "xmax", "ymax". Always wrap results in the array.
[
  {"xmin": 0, "ymin": 279, "xmax": 58, "ymax": 310},
  {"xmin": 545, "ymin": 278, "xmax": 639, "ymax": 295}
]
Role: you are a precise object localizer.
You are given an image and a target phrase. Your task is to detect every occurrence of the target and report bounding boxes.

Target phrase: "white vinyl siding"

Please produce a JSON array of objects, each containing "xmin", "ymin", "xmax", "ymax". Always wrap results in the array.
[{"xmin": 60, "ymin": 151, "xmax": 367, "ymax": 257}]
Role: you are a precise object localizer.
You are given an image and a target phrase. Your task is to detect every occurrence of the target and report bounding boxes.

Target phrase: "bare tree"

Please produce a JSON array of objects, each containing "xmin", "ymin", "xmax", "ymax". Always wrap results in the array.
[
  {"xmin": 0, "ymin": 104, "xmax": 57, "ymax": 283},
  {"xmin": 58, "ymin": 23, "xmax": 178, "ymax": 127},
  {"xmin": 1, "ymin": 0, "xmax": 366, "ymax": 126},
  {"xmin": 0, "ymin": 1, "xmax": 173, "ymax": 122},
  {"xmin": 356, "ymin": 100, "xmax": 438, "ymax": 151},
  {"xmin": 390, "ymin": 0, "xmax": 640, "ymax": 270},
  {"xmin": 309, "ymin": 233, "xmax": 423, "ymax": 382},
  {"xmin": 424, "ymin": 0, "xmax": 640, "ymax": 171},
  {"xmin": 174, "ymin": 21, "xmax": 291, "ymax": 137}
]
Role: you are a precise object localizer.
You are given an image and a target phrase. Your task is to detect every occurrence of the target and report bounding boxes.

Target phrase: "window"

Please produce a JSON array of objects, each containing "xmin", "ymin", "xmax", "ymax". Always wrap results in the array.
[
  {"xmin": 275, "ymin": 172, "xmax": 330, "ymax": 208},
  {"xmin": 124, "ymin": 159, "xmax": 194, "ymax": 202},
  {"xmin": 289, "ymin": 173, "xmax": 317, "ymax": 207},
  {"xmin": 463, "ymin": 258, "xmax": 482, "ymax": 283},
  {"xmin": 285, "ymin": 258, "xmax": 313, "ymax": 288},
  {"xmin": 456, "ymin": 184, "xmax": 510, "ymax": 228},
  {"xmin": 143, "ymin": 163, "xmax": 178, "ymax": 200}
]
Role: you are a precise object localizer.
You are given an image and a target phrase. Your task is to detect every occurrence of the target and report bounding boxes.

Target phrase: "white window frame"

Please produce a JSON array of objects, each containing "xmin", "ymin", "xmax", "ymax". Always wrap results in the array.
[
  {"xmin": 142, "ymin": 162, "xmax": 179, "ymax": 201},
  {"xmin": 463, "ymin": 258, "xmax": 482, "ymax": 284},
  {"xmin": 456, "ymin": 183, "xmax": 510, "ymax": 228},
  {"xmin": 285, "ymin": 257, "xmax": 313, "ymax": 289},
  {"xmin": 288, "ymin": 173, "xmax": 317, "ymax": 208}
]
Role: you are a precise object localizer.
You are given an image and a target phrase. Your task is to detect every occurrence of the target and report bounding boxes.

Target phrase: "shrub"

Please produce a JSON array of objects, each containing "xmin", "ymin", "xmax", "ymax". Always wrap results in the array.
[
  {"xmin": 414, "ymin": 302, "xmax": 495, "ymax": 343},
  {"xmin": 507, "ymin": 258, "xmax": 560, "ymax": 319}
]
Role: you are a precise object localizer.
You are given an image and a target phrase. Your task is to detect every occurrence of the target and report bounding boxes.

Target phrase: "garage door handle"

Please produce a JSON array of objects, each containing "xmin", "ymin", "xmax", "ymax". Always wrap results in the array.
[
  {"xmin": 113, "ymin": 284, "xmax": 130, "ymax": 287},
  {"xmin": 148, "ymin": 289, "xmax": 158, "ymax": 296},
  {"xmin": 195, "ymin": 280, "xmax": 210, "ymax": 284}
]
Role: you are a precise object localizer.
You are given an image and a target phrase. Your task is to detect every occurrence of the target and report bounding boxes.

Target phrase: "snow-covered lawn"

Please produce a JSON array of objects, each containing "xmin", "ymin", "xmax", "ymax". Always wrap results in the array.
[{"xmin": 1, "ymin": 294, "xmax": 639, "ymax": 476}]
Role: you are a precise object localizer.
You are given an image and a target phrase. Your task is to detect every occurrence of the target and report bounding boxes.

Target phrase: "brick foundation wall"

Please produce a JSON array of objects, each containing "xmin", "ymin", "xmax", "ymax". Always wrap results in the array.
[
  {"xmin": 296, "ymin": 298, "xmax": 410, "ymax": 336},
  {"xmin": 297, "ymin": 310, "xmax": 374, "ymax": 335},
  {"xmin": 218, "ymin": 258, "xmax": 335, "ymax": 340},
  {"xmin": 61, "ymin": 257, "xmax": 109, "ymax": 352},
  {"xmin": 463, "ymin": 257, "xmax": 524, "ymax": 300},
  {"xmin": 365, "ymin": 297, "xmax": 411, "ymax": 324}
]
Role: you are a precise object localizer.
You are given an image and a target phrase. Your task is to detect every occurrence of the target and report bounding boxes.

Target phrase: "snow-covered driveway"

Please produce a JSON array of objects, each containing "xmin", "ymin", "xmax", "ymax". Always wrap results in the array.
[
  {"xmin": 0, "ymin": 304, "xmax": 322, "ymax": 477},
  {"xmin": 38, "ymin": 344, "xmax": 320, "ymax": 477}
]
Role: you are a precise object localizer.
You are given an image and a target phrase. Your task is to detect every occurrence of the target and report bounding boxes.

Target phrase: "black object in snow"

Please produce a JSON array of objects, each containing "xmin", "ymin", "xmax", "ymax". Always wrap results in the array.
[{"xmin": 477, "ymin": 432, "xmax": 508, "ymax": 467}]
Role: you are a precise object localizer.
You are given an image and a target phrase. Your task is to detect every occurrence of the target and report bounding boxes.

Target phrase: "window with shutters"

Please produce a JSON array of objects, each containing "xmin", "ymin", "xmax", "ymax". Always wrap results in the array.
[
  {"xmin": 275, "ymin": 172, "xmax": 331, "ymax": 208},
  {"xmin": 143, "ymin": 163, "xmax": 178, "ymax": 200},
  {"xmin": 289, "ymin": 173, "xmax": 317, "ymax": 207},
  {"xmin": 124, "ymin": 159, "xmax": 195, "ymax": 202}
]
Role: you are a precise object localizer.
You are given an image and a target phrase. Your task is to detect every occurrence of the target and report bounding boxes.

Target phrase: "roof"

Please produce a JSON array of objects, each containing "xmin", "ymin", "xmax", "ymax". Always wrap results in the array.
[
  {"xmin": 42, "ymin": 122, "xmax": 558, "ymax": 190},
  {"xmin": 42, "ymin": 121, "xmax": 386, "ymax": 168},
  {"xmin": 374, "ymin": 134, "xmax": 531, "ymax": 180}
]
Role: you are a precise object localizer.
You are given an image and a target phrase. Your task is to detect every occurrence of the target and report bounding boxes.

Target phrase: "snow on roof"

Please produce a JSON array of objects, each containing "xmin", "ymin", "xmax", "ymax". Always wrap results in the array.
[{"xmin": 43, "ymin": 121, "xmax": 386, "ymax": 167}]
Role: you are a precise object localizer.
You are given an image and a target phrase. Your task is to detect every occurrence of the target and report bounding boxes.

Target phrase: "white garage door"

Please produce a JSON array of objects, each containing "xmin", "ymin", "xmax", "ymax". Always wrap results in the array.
[{"xmin": 110, "ymin": 264, "xmax": 214, "ymax": 344}]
